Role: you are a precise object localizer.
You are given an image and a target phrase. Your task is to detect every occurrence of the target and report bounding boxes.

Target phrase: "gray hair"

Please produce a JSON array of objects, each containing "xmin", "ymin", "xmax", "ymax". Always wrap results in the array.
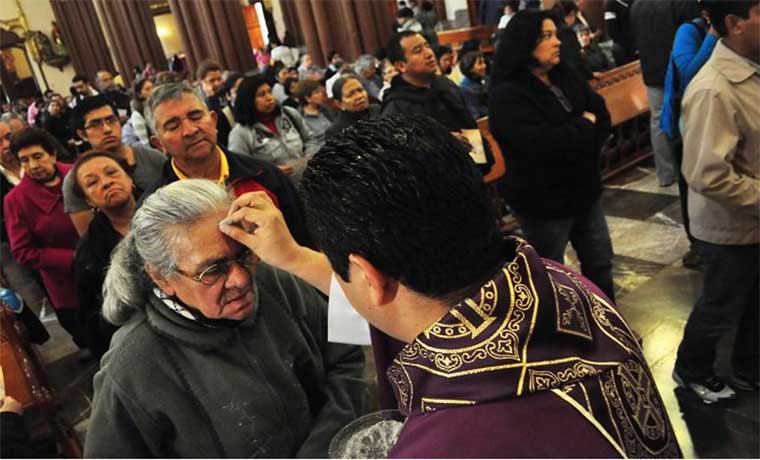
[
  {"xmin": 144, "ymin": 81, "xmax": 207, "ymax": 134},
  {"xmin": 354, "ymin": 54, "xmax": 377, "ymax": 75},
  {"xmin": 102, "ymin": 179, "xmax": 234, "ymax": 325},
  {"xmin": 0, "ymin": 112, "xmax": 26, "ymax": 126}
]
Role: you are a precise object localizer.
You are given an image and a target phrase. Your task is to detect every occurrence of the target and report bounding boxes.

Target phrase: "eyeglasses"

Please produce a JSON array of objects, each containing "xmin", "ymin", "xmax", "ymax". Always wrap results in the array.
[
  {"xmin": 84, "ymin": 115, "xmax": 120, "ymax": 131},
  {"xmin": 174, "ymin": 249, "xmax": 257, "ymax": 286}
]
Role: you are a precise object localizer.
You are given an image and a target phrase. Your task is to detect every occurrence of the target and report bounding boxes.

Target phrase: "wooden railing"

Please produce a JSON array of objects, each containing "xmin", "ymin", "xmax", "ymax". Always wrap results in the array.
[
  {"xmin": 437, "ymin": 25, "xmax": 497, "ymax": 51},
  {"xmin": 591, "ymin": 60, "xmax": 653, "ymax": 180}
]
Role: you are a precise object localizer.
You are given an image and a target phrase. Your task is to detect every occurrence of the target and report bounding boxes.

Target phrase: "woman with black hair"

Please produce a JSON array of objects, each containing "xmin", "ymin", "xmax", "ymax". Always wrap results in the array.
[
  {"xmin": 459, "ymin": 51, "xmax": 489, "ymax": 119},
  {"xmin": 325, "ymin": 76, "xmax": 381, "ymax": 138},
  {"xmin": 228, "ymin": 74, "xmax": 319, "ymax": 184},
  {"xmin": 489, "ymin": 10, "xmax": 616, "ymax": 302},
  {"xmin": 71, "ymin": 151, "xmax": 136, "ymax": 358}
]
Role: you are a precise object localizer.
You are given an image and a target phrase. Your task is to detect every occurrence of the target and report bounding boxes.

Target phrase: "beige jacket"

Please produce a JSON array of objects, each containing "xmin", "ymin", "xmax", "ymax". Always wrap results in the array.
[{"xmin": 681, "ymin": 40, "xmax": 760, "ymax": 245}]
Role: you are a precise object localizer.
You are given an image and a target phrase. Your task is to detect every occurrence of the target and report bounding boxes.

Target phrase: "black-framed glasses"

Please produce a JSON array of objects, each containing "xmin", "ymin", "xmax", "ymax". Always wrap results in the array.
[
  {"xmin": 84, "ymin": 115, "xmax": 120, "ymax": 131},
  {"xmin": 174, "ymin": 249, "xmax": 257, "ymax": 286}
]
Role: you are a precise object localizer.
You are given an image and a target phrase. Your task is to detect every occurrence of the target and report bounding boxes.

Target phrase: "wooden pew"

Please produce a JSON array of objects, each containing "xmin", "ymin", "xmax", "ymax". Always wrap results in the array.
[
  {"xmin": 477, "ymin": 116, "xmax": 509, "ymax": 229},
  {"xmin": 590, "ymin": 61, "xmax": 653, "ymax": 180},
  {"xmin": 437, "ymin": 25, "xmax": 497, "ymax": 52},
  {"xmin": 0, "ymin": 306, "xmax": 83, "ymax": 457}
]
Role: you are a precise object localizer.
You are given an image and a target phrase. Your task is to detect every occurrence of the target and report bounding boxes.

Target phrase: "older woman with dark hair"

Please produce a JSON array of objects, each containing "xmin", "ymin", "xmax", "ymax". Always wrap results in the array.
[
  {"xmin": 325, "ymin": 76, "xmax": 381, "ymax": 138},
  {"xmin": 228, "ymin": 74, "xmax": 319, "ymax": 183},
  {"xmin": 3, "ymin": 128, "xmax": 85, "ymax": 348},
  {"xmin": 489, "ymin": 10, "xmax": 615, "ymax": 302},
  {"xmin": 71, "ymin": 151, "xmax": 137, "ymax": 358},
  {"xmin": 459, "ymin": 51, "xmax": 489, "ymax": 118}
]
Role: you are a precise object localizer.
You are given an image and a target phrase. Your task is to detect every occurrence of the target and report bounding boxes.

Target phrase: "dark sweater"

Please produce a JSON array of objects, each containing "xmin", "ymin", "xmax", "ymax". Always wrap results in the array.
[
  {"xmin": 73, "ymin": 211, "xmax": 122, "ymax": 358},
  {"xmin": 631, "ymin": 0, "xmax": 701, "ymax": 86},
  {"xmin": 382, "ymin": 75, "xmax": 494, "ymax": 174},
  {"xmin": 488, "ymin": 70, "xmax": 611, "ymax": 218}
]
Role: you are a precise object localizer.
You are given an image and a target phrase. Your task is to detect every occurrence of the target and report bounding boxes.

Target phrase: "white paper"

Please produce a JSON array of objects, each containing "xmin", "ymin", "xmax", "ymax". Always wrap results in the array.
[
  {"xmin": 327, "ymin": 274, "xmax": 371, "ymax": 345},
  {"xmin": 0, "ymin": 366, "xmax": 5, "ymax": 400},
  {"xmin": 462, "ymin": 129, "xmax": 488, "ymax": 165}
]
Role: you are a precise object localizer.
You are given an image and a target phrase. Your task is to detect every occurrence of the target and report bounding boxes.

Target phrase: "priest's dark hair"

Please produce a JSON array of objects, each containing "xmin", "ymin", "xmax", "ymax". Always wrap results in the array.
[{"xmin": 301, "ymin": 115, "xmax": 505, "ymax": 301}]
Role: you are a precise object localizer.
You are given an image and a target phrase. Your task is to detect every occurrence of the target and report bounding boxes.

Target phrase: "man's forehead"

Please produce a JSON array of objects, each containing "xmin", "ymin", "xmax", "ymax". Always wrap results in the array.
[
  {"xmin": 85, "ymin": 105, "xmax": 116, "ymax": 120},
  {"xmin": 204, "ymin": 70, "xmax": 222, "ymax": 80},
  {"xmin": 402, "ymin": 34, "xmax": 427, "ymax": 50},
  {"xmin": 155, "ymin": 94, "xmax": 206, "ymax": 119}
]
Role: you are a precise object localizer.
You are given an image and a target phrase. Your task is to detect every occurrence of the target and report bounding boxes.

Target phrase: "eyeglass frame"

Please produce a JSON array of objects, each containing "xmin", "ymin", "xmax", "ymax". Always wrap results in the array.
[
  {"xmin": 83, "ymin": 114, "xmax": 120, "ymax": 131},
  {"xmin": 173, "ymin": 248, "xmax": 256, "ymax": 286}
]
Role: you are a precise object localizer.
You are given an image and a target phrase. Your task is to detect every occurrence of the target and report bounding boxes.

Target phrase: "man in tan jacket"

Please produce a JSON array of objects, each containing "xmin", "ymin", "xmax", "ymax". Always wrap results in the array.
[{"xmin": 674, "ymin": 0, "xmax": 760, "ymax": 404}]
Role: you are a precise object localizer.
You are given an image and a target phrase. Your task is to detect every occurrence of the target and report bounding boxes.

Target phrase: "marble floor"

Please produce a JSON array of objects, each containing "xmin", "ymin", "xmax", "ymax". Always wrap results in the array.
[{"xmin": 24, "ymin": 166, "xmax": 760, "ymax": 458}]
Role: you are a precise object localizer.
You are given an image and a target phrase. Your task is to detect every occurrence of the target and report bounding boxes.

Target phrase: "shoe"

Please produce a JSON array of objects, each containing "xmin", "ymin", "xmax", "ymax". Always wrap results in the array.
[
  {"xmin": 673, "ymin": 370, "xmax": 736, "ymax": 404},
  {"xmin": 682, "ymin": 248, "xmax": 702, "ymax": 269},
  {"xmin": 731, "ymin": 372, "xmax": 759, "ymax": 392}
]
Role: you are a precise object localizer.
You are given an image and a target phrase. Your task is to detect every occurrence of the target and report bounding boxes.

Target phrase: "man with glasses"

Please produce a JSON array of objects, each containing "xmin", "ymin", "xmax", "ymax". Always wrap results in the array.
[
  {"xmin": 84, "ymin": 179, "xmax": 366, "ymax": 458},
  {"xmin": 63, "ymin": 95, "xmax": 166, "ymax": 235}
]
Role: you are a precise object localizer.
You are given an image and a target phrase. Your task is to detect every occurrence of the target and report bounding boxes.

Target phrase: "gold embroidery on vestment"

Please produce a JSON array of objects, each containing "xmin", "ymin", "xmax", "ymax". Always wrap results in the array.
[{"xmin": 551, "ymin": 388, "xmax": 628, "ymax": 458}]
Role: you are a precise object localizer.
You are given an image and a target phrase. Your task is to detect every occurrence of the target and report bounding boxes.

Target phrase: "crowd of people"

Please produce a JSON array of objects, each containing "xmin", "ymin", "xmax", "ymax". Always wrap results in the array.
[{"xmin": 0, "ymin": 0, "xmax": 757, "ymax": 458}]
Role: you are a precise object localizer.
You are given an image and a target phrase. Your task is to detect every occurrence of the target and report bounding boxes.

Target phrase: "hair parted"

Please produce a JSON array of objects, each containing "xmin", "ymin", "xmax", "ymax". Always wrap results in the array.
[
  {"xmin": 491, "ymin": 10, "xmax": 557, "ymax": 81},
  {"xmin": 232, "ymin": 74, "xmax": 273, "ymax": 127},
  {"xmin": 9, "ymin": 127, "xmax": 58, "ymax": 159},
  {"xmin": 70, "ymin": 150, "xmax": 131, "ymax": 200},
  {"xmin": 102, "ymin": 179, "xmax": 234, "ymax": 325}
]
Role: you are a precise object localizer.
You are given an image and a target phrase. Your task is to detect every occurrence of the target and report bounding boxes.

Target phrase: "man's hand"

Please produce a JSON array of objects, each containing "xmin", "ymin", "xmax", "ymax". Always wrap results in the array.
[
  {"xmin": 219, "ymin": 192, "xmax": 302, "ymax": 270},
  {"xmin": 0, "ymin": 396, "xmax": 23, "ymax": 414}
]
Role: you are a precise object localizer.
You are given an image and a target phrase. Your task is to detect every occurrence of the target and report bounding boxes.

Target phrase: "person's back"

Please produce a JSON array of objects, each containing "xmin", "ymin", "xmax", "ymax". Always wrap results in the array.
[
  {"xmin": 631, "ymin": 0, "xmax": 701, "ymax": 87},
  {"xmin": 386, "ymin": 239, "xmax": 681, "ymax": 458},
  {"xmin": 295, "ymin": 115, "xmax": 680, "ymax": 458}
]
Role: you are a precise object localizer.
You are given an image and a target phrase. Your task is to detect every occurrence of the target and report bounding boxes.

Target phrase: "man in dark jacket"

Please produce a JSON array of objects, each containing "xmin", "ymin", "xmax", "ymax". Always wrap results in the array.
[
  {"xmin": 143, "ymin": 82, "xmax": 312, "ymax": 248},
  {"xmin": 382, "ymin": 31, "xmax": 494, "ymax": 174},
  {"xmin": 631, "ymin": 0, "xmax": 701, "ymax": 187},
  {"xmin": 604, "ymin": 0, "xmax": 637, "ymax": 64}
]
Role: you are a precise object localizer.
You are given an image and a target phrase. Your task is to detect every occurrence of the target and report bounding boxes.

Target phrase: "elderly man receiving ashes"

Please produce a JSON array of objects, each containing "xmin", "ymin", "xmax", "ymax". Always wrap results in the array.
[{"xmin": 83, "ymin": 180, "xmax": 365, "ymax": 458}]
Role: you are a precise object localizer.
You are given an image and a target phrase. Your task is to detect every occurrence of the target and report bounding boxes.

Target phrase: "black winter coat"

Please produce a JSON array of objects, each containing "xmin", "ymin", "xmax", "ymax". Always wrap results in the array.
[
  {"xmin": 382, "ymin": 75, "xmax": 494, "ymax": 175},
  {"xmin": 488, "ymin": 70, "xmax": 611, "ymax": 218},
  {"xmin": 73, "ymin": 211, "xmax": 121, "ymax": 359}
]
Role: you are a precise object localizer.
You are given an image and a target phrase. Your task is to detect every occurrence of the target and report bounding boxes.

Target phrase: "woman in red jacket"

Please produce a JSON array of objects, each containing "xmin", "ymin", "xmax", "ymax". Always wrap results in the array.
[{"xmin": 3, "ymin": 128, "xmax": 84, "ymax": 348}]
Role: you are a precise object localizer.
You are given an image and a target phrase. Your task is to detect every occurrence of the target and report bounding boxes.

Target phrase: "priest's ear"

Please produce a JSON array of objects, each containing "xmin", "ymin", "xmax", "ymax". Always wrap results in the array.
[{"xmin": 347, "ymin": 253, "xmax": 399, "ymax": 307}]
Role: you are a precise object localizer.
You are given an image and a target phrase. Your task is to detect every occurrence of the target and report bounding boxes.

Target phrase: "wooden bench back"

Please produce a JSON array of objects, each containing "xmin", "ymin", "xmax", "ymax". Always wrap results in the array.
[
  {"xmin": 590, "ymin": 61, "xmax": 653, "ymax": 180},
  {"xmin": 437, "ymin": 25, "xmax": 497, "ymax": 50},
  {"xmin": 591, "ymin": 61, "xmax": 649, "ymax": 126},
  {"xmin": 477, "ymin": 116, "xmax": 506, "ymax": 184}
]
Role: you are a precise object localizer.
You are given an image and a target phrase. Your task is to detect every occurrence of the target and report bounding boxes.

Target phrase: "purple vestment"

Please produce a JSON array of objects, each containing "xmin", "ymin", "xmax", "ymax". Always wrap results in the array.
[{"xmin": 375, "ymin": 238, "xmax": 681, "ymax": 458}]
